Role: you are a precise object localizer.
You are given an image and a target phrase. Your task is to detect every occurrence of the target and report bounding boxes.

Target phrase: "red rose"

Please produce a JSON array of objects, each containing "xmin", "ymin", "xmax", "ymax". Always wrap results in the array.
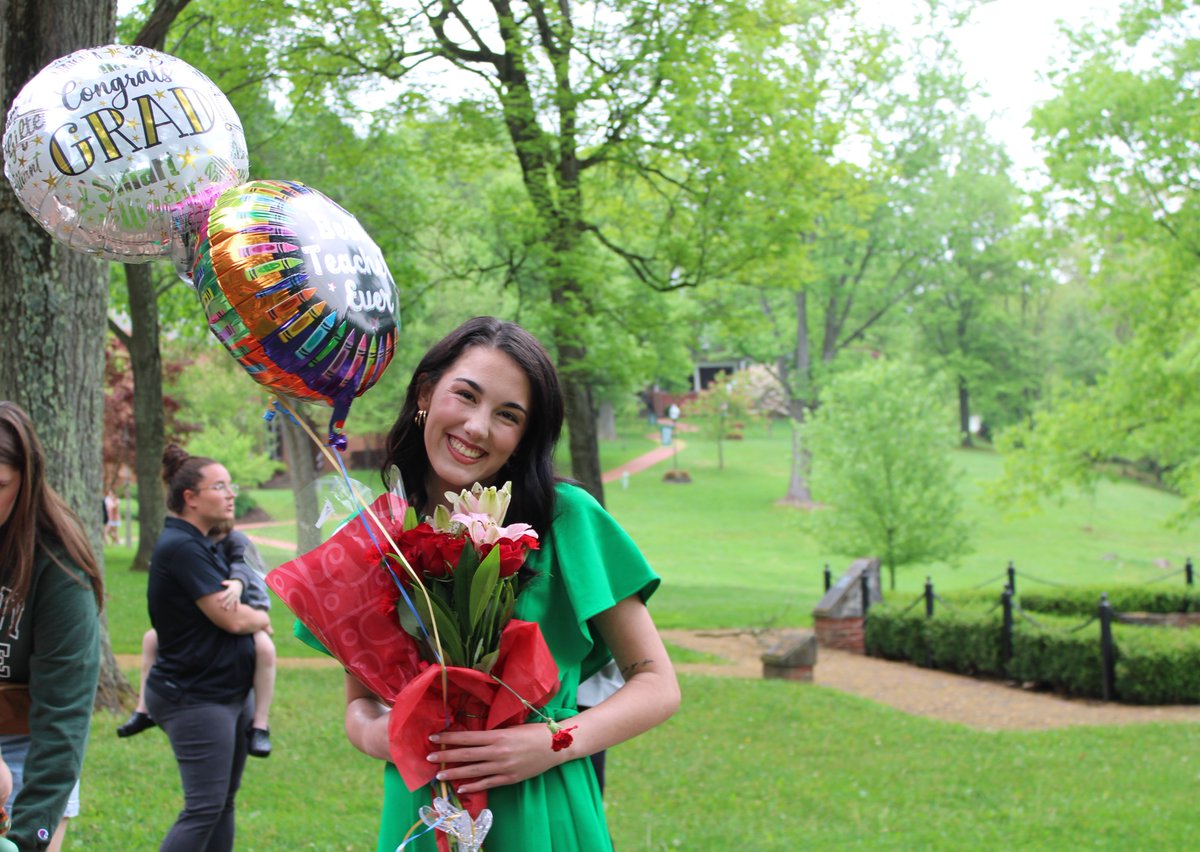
[
  {"xmin": 485, "ymin": 535, "xmax": 540, "ymax": 577},
  {"xmin": 397, "ymin": 524, "xmax": 465, "ymax": 579}
]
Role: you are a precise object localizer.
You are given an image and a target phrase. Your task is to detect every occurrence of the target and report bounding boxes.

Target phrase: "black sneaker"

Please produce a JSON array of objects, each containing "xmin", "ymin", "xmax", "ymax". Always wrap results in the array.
[
  {"xmin": 247, "ymin": 727, "xmax": 271, "ymax": 758},
  {"xmin": 116, "ymin": 711, "xmax": 156, "ymax": 738}
]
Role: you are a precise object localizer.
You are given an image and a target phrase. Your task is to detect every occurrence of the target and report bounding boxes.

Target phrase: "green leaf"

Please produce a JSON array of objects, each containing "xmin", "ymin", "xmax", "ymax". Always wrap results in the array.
[
  {"xmin": 475, "ymin": 650, "xmax": 499, "ymax": 674},
  {"xmin": 403, "ymin": 505, "xmax": 419, "ymax": 532},
  {"xmin": 414, "ymin": 585, "xmax": 465, "ymax": 665},
  {"xmin": 453, "ymin": 543, "xmax": 480, "ymax": 635},
  {"xmin": 396, "ymin": 588, "xmax": 423, "ymax": 639},
  {"xmin": 469, "ymin": 546, "xmax": 501, "ymax": 634}
]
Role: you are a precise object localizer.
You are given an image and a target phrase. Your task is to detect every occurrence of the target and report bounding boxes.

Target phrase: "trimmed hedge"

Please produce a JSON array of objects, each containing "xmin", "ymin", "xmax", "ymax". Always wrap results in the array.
[
  {"xmin": 1016, "ymin": 585, "xmax": 1200, "ymax": 617},
  {"xmin": 1115, "ymin": 625, "xmax": 1200, "ymax": 704},
  {"xmin": 865, "ymin": 593, "xmax": 1200, "ymax": 704},
  {"xmin": 1007, "ymin": 612, "xmax": 1104, "ymax": 699}
]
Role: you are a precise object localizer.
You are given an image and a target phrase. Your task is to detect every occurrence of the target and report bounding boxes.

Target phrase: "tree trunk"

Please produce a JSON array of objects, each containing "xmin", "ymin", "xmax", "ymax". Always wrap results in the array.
[
  {"xmin": 0, "ymin": 0, "xmax": 129, "ymax": 711},
  {"xmin": 595, "ymin": 400, "xmax": 617, "ymax": 441},
  {"xmin": 782, "ymin": 289, "xmax": 814, "ymax": 505},
  {"xmin": 958, "ymin": 375, "xmax": 973, "ymax": 448},
  {"xmin": 559, "ymin": 353, "xmax": 604, "ymax": 506},
  {"xmin": 125, "ymin": 264, "xmax": 167, "ymax": 572},
  {"xmin": 783, "ymin": 411, "xmax": 814, "ymax": 506},
  {"xmin": 280, "ymin": 407, "xmax": 322, "ymax": 554}
]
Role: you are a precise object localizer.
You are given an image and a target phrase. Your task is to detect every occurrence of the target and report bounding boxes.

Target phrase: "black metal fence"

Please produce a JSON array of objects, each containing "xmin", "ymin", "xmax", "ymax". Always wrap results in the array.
[{"xmin": 850, "ymin": 558, "xmax": 1199, "ymax": 702}]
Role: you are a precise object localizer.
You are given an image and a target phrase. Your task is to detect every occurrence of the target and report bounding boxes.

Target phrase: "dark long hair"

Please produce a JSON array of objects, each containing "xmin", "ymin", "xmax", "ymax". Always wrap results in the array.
[
  {"xmin": 381, "ymin": 317, "xmax": 564, "ymax": 533},
  {"xmin": 162, "ymin": 444, "xmax": 218, "ymax": 514},
  {"xmin": 0, "ymin": 401, "xmax": 103, "ymax": 614}
]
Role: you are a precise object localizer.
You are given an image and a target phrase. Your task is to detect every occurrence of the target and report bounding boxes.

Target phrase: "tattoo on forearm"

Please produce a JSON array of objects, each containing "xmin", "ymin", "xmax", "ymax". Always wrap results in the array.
[{"xmin": 620, "ymin": 659, "xmax": 654, "ymax": 679}]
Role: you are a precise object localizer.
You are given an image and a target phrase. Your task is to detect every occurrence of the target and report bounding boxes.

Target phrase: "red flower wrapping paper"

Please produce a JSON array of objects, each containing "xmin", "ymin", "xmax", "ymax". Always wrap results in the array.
[
  {"xmin": 265, "ymin": 493, "xmax": 423, "ymax": 700},
  {"xmin": 387, "ymin": 619, "xmax": 560, "ymax": 807},
  {"xmin": 266, "ymin": 492, "xmax": 562, "ymax": 821}
]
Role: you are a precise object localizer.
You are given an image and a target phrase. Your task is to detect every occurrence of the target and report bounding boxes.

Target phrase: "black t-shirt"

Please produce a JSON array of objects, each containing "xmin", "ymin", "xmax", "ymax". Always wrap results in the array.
[{"xmin": 146, "ymin": 517, "xmax": 255, "ymax": 703}]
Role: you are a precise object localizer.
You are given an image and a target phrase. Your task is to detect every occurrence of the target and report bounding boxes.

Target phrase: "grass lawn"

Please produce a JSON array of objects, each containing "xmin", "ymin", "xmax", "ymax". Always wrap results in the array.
[
  {"xmin": 83, "ymin": 418, "xmax": 1200, "ymax": 848},
  {"xmin": 77, "ymin": 670, "xmax": 1200, "ymax": 850}
]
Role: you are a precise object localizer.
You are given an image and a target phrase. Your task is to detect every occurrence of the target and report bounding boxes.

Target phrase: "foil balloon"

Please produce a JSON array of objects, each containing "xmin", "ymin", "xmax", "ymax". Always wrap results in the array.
[
  {"xmin": 2, "ymin": 44, "xmax": 248, "ymax": 261},
  {"xmin": 192, "ymin": 180, "xmax": 398, "ymax": 442}
]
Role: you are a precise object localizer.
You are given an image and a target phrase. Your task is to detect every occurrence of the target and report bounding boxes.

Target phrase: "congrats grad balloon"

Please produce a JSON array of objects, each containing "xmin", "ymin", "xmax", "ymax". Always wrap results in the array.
[
  {"xmin": 2, "ymin": 44, "xmax": 249, "ymax": 261},
  {"xmin": 192, "ymin": 180, "xmax": 399, "ymax": 441}
]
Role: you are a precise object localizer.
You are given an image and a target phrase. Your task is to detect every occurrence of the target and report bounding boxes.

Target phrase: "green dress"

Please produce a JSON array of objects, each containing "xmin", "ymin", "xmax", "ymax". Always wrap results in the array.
[{"xmin": 298, "ymin": 482, "xmax": 660, "ymax": 851}]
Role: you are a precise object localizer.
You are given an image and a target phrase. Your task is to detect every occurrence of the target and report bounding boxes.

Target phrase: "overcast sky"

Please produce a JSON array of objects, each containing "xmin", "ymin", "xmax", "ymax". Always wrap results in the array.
[
  {"xmin": 113, "ymin": 0, "xmax": 1125, "ymax": 179},
  {"xmin": 871, "ymin": 0, "xmax": 1126, "ymax": 179}
]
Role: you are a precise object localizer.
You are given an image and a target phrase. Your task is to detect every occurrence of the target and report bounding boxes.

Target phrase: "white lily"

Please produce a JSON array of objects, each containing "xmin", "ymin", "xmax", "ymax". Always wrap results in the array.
[{"xmin": 445, "ymin": 481, "xmax": 513, "ymax": 524}]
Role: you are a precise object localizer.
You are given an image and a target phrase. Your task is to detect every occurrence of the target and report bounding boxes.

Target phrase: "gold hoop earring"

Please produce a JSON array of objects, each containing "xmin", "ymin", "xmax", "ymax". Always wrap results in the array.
[{"xmin": 414, "ymin": 409, "xmax": 427, "ymax": 428}]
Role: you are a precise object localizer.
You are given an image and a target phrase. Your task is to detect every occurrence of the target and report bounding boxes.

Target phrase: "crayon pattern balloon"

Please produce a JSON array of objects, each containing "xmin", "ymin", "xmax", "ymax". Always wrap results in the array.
[
  {"xmin": 192, "ymin": 180, "xmax": 398, "ymax": 438},
  {"xmin": 2, "ymin": 44, "xmax": 248, "ymax": 261}
]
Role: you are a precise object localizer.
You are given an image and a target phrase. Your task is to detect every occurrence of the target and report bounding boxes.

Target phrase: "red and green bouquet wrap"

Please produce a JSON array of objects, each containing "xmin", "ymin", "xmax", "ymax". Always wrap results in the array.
[{"xmin": 266, "ymin": 482, "xmax": 561, "ymax": 845}]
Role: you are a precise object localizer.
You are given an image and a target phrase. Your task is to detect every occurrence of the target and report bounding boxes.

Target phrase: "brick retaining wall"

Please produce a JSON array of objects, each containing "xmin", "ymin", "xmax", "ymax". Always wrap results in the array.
[{"xmin": 814, "ymin": 616, "xmax": 865, "ymax": 654}]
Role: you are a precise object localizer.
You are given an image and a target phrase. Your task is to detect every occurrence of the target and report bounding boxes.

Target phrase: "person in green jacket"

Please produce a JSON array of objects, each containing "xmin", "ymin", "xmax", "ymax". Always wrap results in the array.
[{"xmin": 0, "ymin": 402, "xmax": 103, "ymax": 852}]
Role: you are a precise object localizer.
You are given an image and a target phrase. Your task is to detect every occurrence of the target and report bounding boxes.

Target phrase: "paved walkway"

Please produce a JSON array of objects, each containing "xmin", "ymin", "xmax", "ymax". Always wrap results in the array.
[
  {"xmin": 662, "ymin": 628, "xmax": 1200, "ymax": 730},
  {"xmin": 601, "ymin": 419, "xmax": 695, "ymax": 483}
]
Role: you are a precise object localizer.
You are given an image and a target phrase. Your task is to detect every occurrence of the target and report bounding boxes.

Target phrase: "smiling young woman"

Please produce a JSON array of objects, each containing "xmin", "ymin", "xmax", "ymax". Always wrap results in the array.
[{"xmin": 326, "ymin": 317, "xmax": 680, "ymax": 851}]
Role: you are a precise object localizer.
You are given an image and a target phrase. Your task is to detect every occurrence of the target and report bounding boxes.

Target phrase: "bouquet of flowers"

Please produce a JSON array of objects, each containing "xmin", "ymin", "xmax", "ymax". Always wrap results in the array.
[{"xmin": 266, "ymin": 482, "xmax": 561, "ymax": 850}]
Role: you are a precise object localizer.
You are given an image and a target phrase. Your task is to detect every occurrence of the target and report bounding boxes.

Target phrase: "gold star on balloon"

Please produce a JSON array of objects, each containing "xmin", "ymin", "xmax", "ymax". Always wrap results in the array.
[
  {"xmin": 165, "ymin": 181, "xmax": 178, "ymax": 193},
  {"xmin": 180, "ymin": 151, "xmax": 197, "ymax": 168},
  {"xmin": 153, "ymin": 90, "xmax": 167, "ymax": 100},
  {"xmin": 42, "ymin": 175, "xmax": 57, "ymax": 189},
  {"xmin": 107, "ymin": 47, "xmax": 121, "ymax": 57}
]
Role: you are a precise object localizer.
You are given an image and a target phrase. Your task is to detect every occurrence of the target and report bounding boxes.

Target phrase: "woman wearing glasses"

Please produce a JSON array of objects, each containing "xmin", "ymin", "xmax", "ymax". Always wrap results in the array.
[{"xmin": 145, "ymin": 445, "xmax": 271, "ymax": 852}]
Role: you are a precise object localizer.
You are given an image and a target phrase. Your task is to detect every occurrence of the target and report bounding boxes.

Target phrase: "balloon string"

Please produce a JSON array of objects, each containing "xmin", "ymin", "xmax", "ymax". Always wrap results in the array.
[
  {"xmin": 396, "ymin": 815, "xmax": 444, "ymax": 851},
  {"xmin": 327, "ymin": 434, "xmax": 440, "ymax": 663},
  {"xmin": 269, "ymin": 395, "xmax": 449, "ymax": 679}
]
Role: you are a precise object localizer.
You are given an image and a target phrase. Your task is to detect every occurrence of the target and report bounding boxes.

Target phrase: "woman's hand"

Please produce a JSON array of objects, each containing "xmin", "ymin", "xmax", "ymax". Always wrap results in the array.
[
  {"xmin": 425, "ymin": 723, "xmax": 567, "ymax": 795},
  {"xmin": 219, "ymin": 578, "xmax": 245, "ymax": 610}
]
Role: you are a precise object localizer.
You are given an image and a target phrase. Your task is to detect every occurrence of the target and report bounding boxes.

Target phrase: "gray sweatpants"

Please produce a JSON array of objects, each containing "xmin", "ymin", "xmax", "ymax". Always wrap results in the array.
[{"xmin": 145, "ymin": 685, "xmax": 253, "ymax": 852}]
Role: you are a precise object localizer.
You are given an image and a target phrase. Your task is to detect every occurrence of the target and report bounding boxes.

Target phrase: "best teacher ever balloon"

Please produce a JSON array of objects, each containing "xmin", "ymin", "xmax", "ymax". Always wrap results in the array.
[
  {"xmin": 2, "ymin": 44, "xmax": 249, "ymax": 261},
  {"xmin": 192, "ymin": 180, "xmax": 399, "ymax": 438}
]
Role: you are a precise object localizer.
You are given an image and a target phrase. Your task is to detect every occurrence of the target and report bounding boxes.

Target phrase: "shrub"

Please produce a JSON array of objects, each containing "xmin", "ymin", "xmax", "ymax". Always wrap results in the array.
[
  {"xmin": 1019, "ymin": 585, "xmax": 1200, "ymax": 616},
  {"xmin": 1115, "ymin": 625, "xmax": 1200, "ymax": 704},
  {"xmin": 865, "ymin": 604, "xmax": 928, "ymax": 663},
  {"xmin": 926, "ymin": 607, "xmax": 1005, "ymax": 677},
  {"xmin": 1008, "ymin": 612, "xmax": 1105, "ymax": 698},
  {"xmin": 868, "ymin": 588, "xmax": 1200, "ymax": 704}
]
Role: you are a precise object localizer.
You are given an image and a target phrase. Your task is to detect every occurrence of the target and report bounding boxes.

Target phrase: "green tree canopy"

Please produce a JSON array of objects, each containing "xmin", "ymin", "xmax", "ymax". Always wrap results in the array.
[{"xmin": 801, "ymin": 359, "xmax": 972, "ymax": 589}]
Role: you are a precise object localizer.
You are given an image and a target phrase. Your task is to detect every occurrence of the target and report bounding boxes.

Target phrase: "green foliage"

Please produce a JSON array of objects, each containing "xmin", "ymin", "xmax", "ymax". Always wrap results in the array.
[
  {"xmin": 165, "ymin": 347, "xmax": 283, "ymax": 487},
  {"xmin": 863, "ymin": 603, "xmax": 930, "ymax": 663},
  {"xmin": 1116, "ymin": 626, "xmax": 1200, "ymax": 705},
  {"xmin": 867, "ymin": 603, "xmax": 1005, "ymax": 677},
  {"xmin": 685, "ymin": 371, "xmax": 752, "ymax": 468},
  {"xmin": 801, "ymin": 359, "xmax": 973, "ymax": 588},
  {"xmin": 1018, "ymin": 586, "xmax": 1200, "ymax": 617},
  {"xmin": 927, "ymin": 606, "xmax": 1006, "ymax": 676},
  {"xmin": 1003, "ymin": 0, "xmax": 1200, "ymax": 520},
  {"xmin": 1007, "ymin": 612, "xmax": 1106, "ymax": 699},
  {"xmin": 870, "ymin": 590, "xmax": 1200, "ymax": 704}
]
